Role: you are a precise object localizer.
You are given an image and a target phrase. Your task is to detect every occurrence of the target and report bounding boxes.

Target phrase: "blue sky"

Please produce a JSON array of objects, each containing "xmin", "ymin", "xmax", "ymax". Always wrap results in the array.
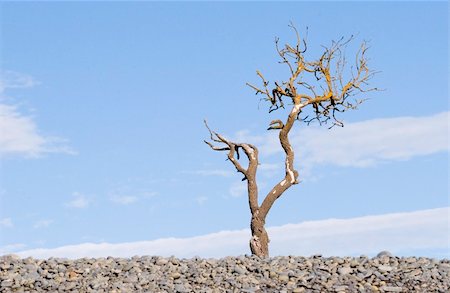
[{"xmin": 0, "ymin": 2, "xmax": 448, "ymax": 258}]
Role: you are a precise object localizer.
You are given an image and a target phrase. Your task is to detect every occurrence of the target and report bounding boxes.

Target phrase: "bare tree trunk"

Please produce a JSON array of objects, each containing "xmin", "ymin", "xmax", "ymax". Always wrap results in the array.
[
  {"xmin": 249, "ymin": 211, "xmax": 269, "ymax": 257},
  {"xmin": 205, "ymin": 24, "xmax": 376, "ymax": 257},
  {"xmin": 249, "ymin": 101, "xmax": 301, "ymax": 258},
  {"xmin": 204, "ymin": 104, "xmax": 300, "ymax": 258}
]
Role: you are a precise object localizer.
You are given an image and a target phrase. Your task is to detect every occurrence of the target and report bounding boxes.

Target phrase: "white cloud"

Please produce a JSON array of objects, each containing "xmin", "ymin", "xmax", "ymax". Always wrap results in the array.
[
  {"xmin": 16, "ymin": 207, "xmax": 449, "ymax": 259},
  {"xmin": 295, "ymin": 112, "xmax": 449, "ymax": 168},
  {"xmin": 195, "ymin": 196, "xmax": 208, "ymax": 205},
  {"xmin": 33, "ymin": 219, "xmax": 53, "ymax": 229},
  {"xmin": 0, "ymin": 104, "xmax": 47, "ymax": 157},
  {"xmin": 237, "ymin": 112, "xmax": 449, "ymax": 168},
  {"xmin": 110, "ymin": 195, "xmax": 138, "ymax": 205},
  {"xmin": 229, "ymin": 180, "xmax": 247, "ymax": 197},
  {"xmin": 141, "ymin": 191, "xmax": 158, "ymax": 198},
  {"xmin": 65, "ymin": 192, "xmax": 90, "ymax": 209},
  {"xmin": 0, "ymin": 243, "xmax": 26, "ymax": 255},
  {"xmin": 258, "ymin": 163, "xmax": 282, "ymax": 178},
  {"xmin": 259, "ymin": 163, "xmax": 280, "ymax": 171},
  {"xmin": 0, "ymin": 217, "xmax": 13, "ymax": 228},
  {"xmin": 0, "ymin": 70, "xmax": 75, "ymax": 158},
  {"xmin": 0, "ymin": 70, "xmax": 38, "ymax": 92}
]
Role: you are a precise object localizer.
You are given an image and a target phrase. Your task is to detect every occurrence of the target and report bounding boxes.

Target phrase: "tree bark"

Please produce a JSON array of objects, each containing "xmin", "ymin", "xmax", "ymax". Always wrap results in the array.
[
  {"xmin": 249, "ymin": 99, "xmax": 302, "ymax": 258},
  {"xmin": 204, "ymin": 98, "xmax": 302, "ymax": 258},
  {"xmin": 249, "ymin": 210, "xmax": 269, "ymax": 257},
  {"xmin": 205, "ymin": 24, "xmax": 376, "ymax": 258}
]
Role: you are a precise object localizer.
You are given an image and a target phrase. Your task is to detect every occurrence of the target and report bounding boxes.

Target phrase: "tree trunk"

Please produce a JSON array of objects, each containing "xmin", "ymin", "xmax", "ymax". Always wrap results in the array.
[{"xmin": 249, "ymin": 212, "xmax": 269, "ymax": 258}]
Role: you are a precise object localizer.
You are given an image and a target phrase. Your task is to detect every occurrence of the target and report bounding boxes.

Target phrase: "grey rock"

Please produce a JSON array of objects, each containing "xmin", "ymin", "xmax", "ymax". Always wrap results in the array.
[
  {"xmin": 338, "ymin": 266, "xmax": 352, "ymax": 275},
  {"xmin": 0, "ymin": 255, "xmax": 448, "ymax": 292},
  {"xmin": 334, "ymin": 285, "xmax": 349, "ymax": 291},
  {"xmin": 241, "ymin": 286, "xmax": 259, "ymax": 293},
  {"xmin": 156, "ymin": 258, "xmax": 168, "ymax": 266},
  {"xmin": 378, "ymin": 265, "xmax": 393, "ymax": 272},
  {"xmin": 64, "ymin": 282, "xmax": 77, "ymax": 290},
  {"xmin": 174, "ymin": 283, "xmax": 188, "ymax": 292},
  {"xmin": 1, "ymin": 280, "xmax": 13, "ymax": 287},
  {"xmin": 172, "ymin": 272, "xmax": 182, "ymax": 279},
  {"xmin": 233, "ymin": 265, "xmax": 247, "ymax": 275},
  {"xmin": 278, "ymin": 273, "xmax": 289, "ymax": 283},
  {"xmin": 438, "ymin": 263, "xmax": 450, "ymax": 271},
  {"xmin": 377, "ymin": 251, "xmax": 393, "ymax": 258},
  {"xmin": 0, "ymin": 262, "xmax": 10, "ymax": 270},
  {"xmin": 380, "ymin": 286, "xmax": 403, "ymax": 292}
]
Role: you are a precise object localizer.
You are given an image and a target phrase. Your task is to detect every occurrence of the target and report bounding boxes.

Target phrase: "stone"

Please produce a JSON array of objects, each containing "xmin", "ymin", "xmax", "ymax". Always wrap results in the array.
[
  {"xmin": 0, "ymin": 262, "xmax": 10, "ymax": 270},
  {"xmin": 233, "ymin": 265, "xmax": 246, "ymax": 275},
  {"xmin": 64, "ymin": 282, "xmax": 77, "ymax": 290},
  {"xmin": 1, "ymin": 280, "xmax": 13, "ymax": 287},
  {"xmin": 377, "ymin": 251, "xmax": 393, "ymax": 258},
  {"xmin": 380, "ymin": 286, "xmax": 403, "ymax": 292},
  {"xmin": 378, "ymin": 265, "xmax": 393, "ymax": 272},
  {"xmin": 334, "ymin": 285, "xmax": 349, "ymax": 291},
  {"xmin": 174, "ymin": 283, "xmax": 188, "ymax": 292},
  {"xmin": 0, "ymin": 255, "xmax": 448, "ymax": 292},
  {"xmin": 408, "ymin": 269, "xmax": 422, "ymax": 277},
  {"xmin": 172, "ymin": 272, "xmax": 181, "ymax": 279},
  {"xmin": 338, "ymin": 266, "xmax": 352, "ymax": 275},
  {"xmin": 155, "ymin": 258, "xmax": 168, "ymax": 266},
  {"xmin": 241, "ymin": 287, "xmax": 259, "ymax": 293},
  {"xmin": 278, "ymin": 274, "xmax": 289, "ymax": 283}
]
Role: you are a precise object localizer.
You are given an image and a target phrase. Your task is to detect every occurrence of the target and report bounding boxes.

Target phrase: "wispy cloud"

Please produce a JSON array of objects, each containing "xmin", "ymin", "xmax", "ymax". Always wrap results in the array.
[
  {"xmin": 110, "ymin": 195, "xmax": 138, "ymax": 205},
  {"xmin": 17, "ymin": 207, "xmax": 449, "ymax": 259},
  {"xmin": 33, "ymin": 219, "xmax": 53, "ymax": 229},
  {"xmin": 0, "ymin": 104, "xmax": 48, "ymax": 157},
  {"xmin": 259, "ymin": 163, "xmax": 281, "ymax": 171},
  {"xmin": 0, "ymin": 218, "xmax": 13, "ymax": 228},
  {"xmin": 195, "ymin": 196, "xmax": 208, "ymax": 205},
  {"xmin": 141, "ymin": 191, "xmax": 158, "ymax": 198},
  {"xmin": 295, "ymin": 112, "xmax": 449, "ymax": 168},
  {"xmin": 65, "ymin": 192, "xmax": 91, "ymax": 209},
  {"xmin": 107, "ymin": 182, "xmax": 158, "ymax": 205},
  {"xmin": 0, "ymin": 70, "xmax": 38, "ymax": 91},
  {"xmin": 229, "ymin": 181, "xmax": 247, "ymax": 197},
  {"xmin": 0, "ymin": 70, "xmax": 75, "ymax": 158},
  {"xmin": 236, "ymin": 112, "xmax": 449, "ymax": 169},
  {"xmin": 258, "ymin": 163, "xmax": 282, "ymax": 178},
  {"xmin": 0, "ymin": 243, "xmax": 26, "ymax": 255}
]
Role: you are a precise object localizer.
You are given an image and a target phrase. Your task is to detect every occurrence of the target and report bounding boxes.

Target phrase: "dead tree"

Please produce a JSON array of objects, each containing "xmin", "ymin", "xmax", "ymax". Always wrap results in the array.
[{"xmin": 205, "ymin": 24, "xmax": 377, "ymax": 258}]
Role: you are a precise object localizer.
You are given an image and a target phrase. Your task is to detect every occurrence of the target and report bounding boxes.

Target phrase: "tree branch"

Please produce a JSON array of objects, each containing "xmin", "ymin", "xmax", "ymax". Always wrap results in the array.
[
  {"xmin": 204, "ymin": 120, "xmax": 260, "ymax": 214},
  {"xmin": 247, "ymin": 25, "xmax": 378, "ymax": 128}
]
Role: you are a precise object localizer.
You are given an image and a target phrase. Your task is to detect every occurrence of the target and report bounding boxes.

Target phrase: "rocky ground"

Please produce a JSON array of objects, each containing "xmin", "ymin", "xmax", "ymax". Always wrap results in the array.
[{"xmin": 1, "ymin": 252, "xmax": 449, "ymax": 292}]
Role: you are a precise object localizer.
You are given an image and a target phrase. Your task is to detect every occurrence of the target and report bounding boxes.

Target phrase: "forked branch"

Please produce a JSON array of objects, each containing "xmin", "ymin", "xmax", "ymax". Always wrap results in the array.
[
  {"xmin": 204, "ymin": 120, "xmax": 259, "ymax": 214},
  {"xmin": 247, "ymin": 25, "xmax": 379, "ymax": 128},
  {"xmin": 205, "ymin": 24, "xmax": 377, "ymax": 258}
]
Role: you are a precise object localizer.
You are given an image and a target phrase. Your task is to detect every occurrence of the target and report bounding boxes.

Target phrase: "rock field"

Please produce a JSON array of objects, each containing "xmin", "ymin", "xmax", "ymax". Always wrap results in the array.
[{"xmin": 1, "ymin": 252, "xmax": 449, "ymax": 292}]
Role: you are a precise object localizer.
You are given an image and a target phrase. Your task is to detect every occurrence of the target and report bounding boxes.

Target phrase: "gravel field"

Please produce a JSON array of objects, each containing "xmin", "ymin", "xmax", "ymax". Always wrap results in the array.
[{"xmin": 1, "ymin": 252, "xmax": 449, "ymax": 292}]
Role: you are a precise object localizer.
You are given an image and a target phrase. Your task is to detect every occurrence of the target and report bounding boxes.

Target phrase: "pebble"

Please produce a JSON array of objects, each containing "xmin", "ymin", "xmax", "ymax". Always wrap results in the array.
[
  {"xmin": 380, "ymin": 285, "xmax": 403, "ymax": 292},
  {"xmin": 338, "ymin": 266, "xmax": 353, "ymax": 275},
  {"xmin": 378, "ymin": 265, "xmax": 393, "ymax": 272},
  {"xmin": 0, "ymin": 253, "xmax": 448, "ymax": 292},
  {"xmin": 377, "ymin": 251, "xmax": 394, "ymax": 257}
]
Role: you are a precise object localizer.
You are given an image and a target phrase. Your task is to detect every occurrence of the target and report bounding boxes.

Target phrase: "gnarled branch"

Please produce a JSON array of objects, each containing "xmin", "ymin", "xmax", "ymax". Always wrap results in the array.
[
  {"xmin": 204, "ymin": 120, "xmax": 259, "ymax": 214},
  {"xmin": 247, "ymin": 25, "xmax": 379, "ymax": 128}
]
